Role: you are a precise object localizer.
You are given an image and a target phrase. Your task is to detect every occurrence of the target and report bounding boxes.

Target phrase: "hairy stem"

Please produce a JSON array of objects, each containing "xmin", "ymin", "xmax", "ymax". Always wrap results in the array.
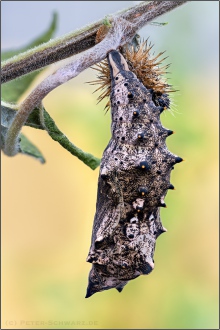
[
  {"xmin": 3, "ymin": 18, "xmax": 135, "ymax": 156},
  {"xmin": 1, "ymin": 1, "xmax": 188, "ymax": 84}
]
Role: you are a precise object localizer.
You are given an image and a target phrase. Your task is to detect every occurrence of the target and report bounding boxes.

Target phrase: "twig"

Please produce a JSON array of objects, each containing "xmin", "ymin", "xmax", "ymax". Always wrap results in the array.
[
  {"xmin": 3, "ymin": 1, "xmax": 188, "ymax": 157},
  {"xmin": 1, "ymin": 1, "xmax": 188, "ymax": 84},
  {"xmin": 3, "ymin": 18, "xmax": 135, "ymax": 156}
]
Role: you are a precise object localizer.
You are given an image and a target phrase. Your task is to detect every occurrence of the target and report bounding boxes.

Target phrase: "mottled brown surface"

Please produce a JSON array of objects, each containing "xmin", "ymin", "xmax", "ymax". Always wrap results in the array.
[{"xmin": 86, "ymin": 50, "xmax": 181, "ymax": 298}]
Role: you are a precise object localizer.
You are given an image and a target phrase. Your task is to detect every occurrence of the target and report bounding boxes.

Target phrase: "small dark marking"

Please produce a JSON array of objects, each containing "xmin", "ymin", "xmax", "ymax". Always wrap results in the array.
[
  {"xmin": 159, "ymin": 106, "xmax": 164, "ymax": 114},
  {"xmin": 138, "ymin": 187, "xmax": 148, "ymax": 196},
  {"xmin": 139, "ymin": 161, "xmax": 150, "ymax": 171},
  {"xmin": 133, "ymin": 110, "xmax": 140, "ymax": 117},
  {"xmin": 140, "ymin": 263, "xmax": 153, "ymax": 275},
  {"xmin": 175, "ymin": 157, "xmax": 183, "ymax": 163},
  {"xmin": 167, "ymin": 130, "xmax": 174, "ymax": 136},
  {"xmin": 137, "ymin": 133, "xmax": 144, "ymax": 140},
  {"xmin": 160, "ymin": 202, "xmax": 166, "ymax": 208}
]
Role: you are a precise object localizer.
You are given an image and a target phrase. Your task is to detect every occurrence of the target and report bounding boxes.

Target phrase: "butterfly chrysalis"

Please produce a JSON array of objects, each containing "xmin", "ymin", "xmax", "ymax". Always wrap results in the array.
[{"xmin": 86, "ymin": 41, "xmax": 182, "ymax": 298}]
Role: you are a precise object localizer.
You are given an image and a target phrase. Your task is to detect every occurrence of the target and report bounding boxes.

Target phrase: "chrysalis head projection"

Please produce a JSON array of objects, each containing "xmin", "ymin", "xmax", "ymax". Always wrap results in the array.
[
  {"xmin": 89, "ymin": 37, "xmax": 176, "ymax": 112},
  {"xmin": 86, "ymin": 36, "xmax": 183, "ymax": 298}
]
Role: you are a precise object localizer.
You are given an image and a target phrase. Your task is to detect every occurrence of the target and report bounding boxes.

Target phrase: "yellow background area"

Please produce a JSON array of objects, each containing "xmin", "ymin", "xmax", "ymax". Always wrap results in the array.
[{"xmin": 2, "ymin": 2, "xmax": 219, "ymax": 329}]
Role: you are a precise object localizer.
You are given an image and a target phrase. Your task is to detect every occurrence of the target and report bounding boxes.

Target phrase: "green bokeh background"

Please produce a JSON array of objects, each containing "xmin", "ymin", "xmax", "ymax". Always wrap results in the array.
[{"xmin": 2, "ymin": 2, "xmax": 219, "ymax": 329}]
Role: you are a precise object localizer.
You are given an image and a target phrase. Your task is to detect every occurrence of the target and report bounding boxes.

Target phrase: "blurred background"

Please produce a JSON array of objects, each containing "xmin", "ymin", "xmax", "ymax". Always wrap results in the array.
[{"xmin": 2, "ymin": 1, "xmax": 219, "ymax": 329}]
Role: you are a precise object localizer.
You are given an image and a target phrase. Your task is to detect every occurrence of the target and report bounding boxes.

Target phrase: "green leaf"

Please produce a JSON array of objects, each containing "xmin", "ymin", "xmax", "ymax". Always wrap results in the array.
[
  {"xmin": 42, "ymin": 108, "xmax": 100, "ymax": 170},
  {"xmin": 1, "ymin": 12, "xmax": 57, "ymax": 61},
  {"xmin": 1, "ymin": 102, "xmax": 18, "ymax": 129},
  {"xmin": 25, "ymin": 107, "xmax": 44, "ymax": 130},
  {"xmin": 19, "ymin": 133, "xmax": 46, "ymax": 164},
  {"xmin": 24, "ymin": 105, "xmax": 100, "ymax": 170},
  {"xmin": 1, "ymin": 12, "xmax": 58, "ymax": 103},
  {"xmin": 1, "ymin": 14, "xmax": 100, "ymax": 169},
  {"xmin": 1, "ymin": 102, "xmax": 45, "ymax": 163},
  {"xmin": 1, "ymin": 102, "xmax": 100, "ymax": 170}
]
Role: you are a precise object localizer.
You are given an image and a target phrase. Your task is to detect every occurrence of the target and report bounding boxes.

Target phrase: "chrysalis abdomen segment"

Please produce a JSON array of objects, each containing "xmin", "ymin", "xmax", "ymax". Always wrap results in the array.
[{"xmin": 86, "ymin": 50, "xmax": 181, "ymax": 298}]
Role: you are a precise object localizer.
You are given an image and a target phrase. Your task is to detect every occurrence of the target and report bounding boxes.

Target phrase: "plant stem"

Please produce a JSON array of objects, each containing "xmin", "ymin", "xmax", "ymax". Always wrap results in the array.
[
  {"xmin": 3, "ymin": 18, "xmax": 135, "ymax": 156},
  {"xmin": 1, "ymin": 1, "xmax": 188, "ymax": 84}
]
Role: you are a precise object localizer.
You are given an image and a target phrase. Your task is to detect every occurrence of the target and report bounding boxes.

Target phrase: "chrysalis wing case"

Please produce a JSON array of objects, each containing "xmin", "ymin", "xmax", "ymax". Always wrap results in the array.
[{"xmin": 86, "ymin": 50, "xmax": 182, "ymax": 298}]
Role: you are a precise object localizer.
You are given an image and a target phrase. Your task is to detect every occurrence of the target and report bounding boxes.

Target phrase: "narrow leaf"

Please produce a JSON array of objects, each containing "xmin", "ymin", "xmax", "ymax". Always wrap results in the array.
[
  {"xmin": 24, "ymin": 105, "xmax": 100, "ymax": 170},
  {"xmin": 1, "ymin": 102, "xmax": 45, "ymax": 163},
  {"xmin": 42, "ymin": 109, "xmax": 100, "ymax": 170},
  {"xmin": 1, "ymin": 13, "xmax": 58, "ymax": 102},
  {"xmin": 1, "ymin": 102, "xmax": 18, "ymax": 128},
  {"xmin": 1, "ymin": 12, "xmax": 57, "ymax": 61},
  {"xmin": 19, "ymin": 133, "xmax": 46, "ymax": 163},
  {"xmin": 25, "ymin": 107, "xmax": 44, "ymax": 130},
  {"xmin": 1, "ymin": 102, "xmax": 100, "ymax": 170}
]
